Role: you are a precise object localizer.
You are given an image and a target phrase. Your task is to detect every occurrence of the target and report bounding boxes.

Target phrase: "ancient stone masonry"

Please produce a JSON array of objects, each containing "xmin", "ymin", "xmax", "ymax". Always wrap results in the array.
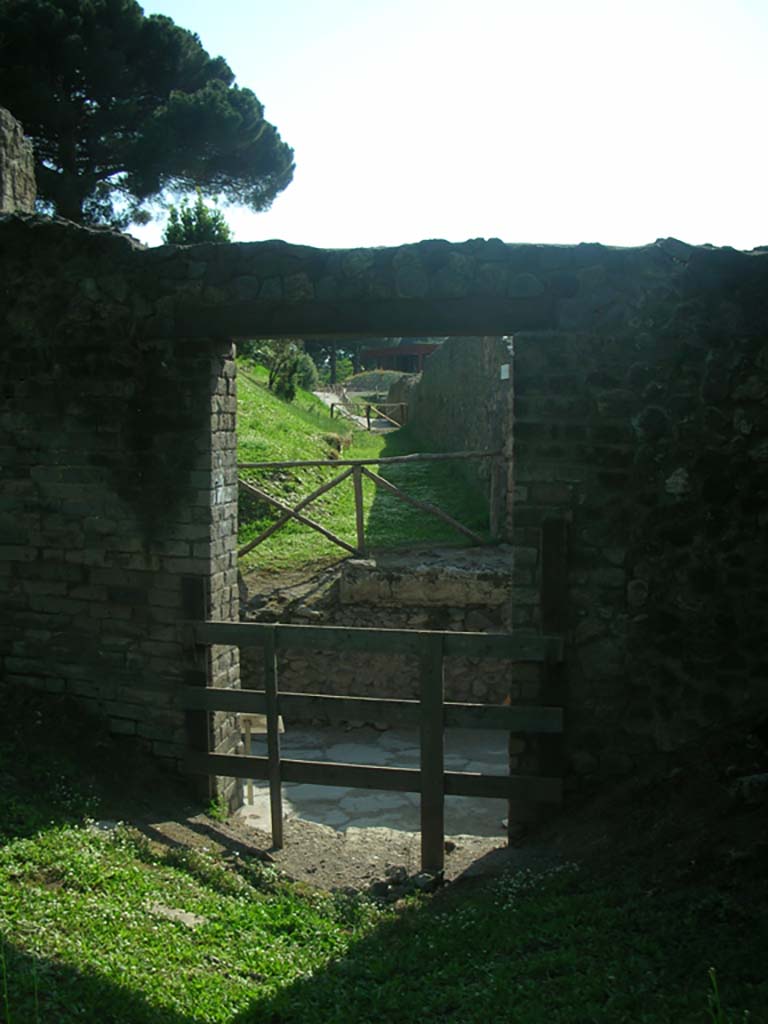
[
  {"xmin": 1, "ymin": 210, "xmax": 766, "ymax": 794},
  {"xmin": 400, "ymin": 259, "xmax": 768, "ymax": 780},
  {"xmin": 0, "ymin": 108, "xmax": 35, "ymax": 213},
  {"xmin": 388, "ymin": 335, "xmax": 514, "ymax": 524},
  {"xmin": 0, "ymin": 217, "xmax": 241, "ymax": 803},
  {"xmin": 512, "ymin": 324, "xmax": 768, "ymax": 777}
]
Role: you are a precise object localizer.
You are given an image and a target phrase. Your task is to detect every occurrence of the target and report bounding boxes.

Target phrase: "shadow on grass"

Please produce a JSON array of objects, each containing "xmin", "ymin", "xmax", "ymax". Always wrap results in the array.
[
  {"xmin": 0, "ymin": 682, "xmax": 198, "ymax": 845},
  {"xmin": 0, "ymin": 940, "xmax": 197, "ymax": 1024},
  {"xmin": 230, "ymin": 862, "xmax": 768, "ymax": 1024},
  {"xmin": 364, "ymin": 425, "xmax": 492, "ymax": 552}
]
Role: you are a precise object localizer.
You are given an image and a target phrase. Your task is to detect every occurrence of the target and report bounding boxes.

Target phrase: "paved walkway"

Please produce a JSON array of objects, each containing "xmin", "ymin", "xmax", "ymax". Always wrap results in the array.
[
  {"xmin": 237, "ymin": 725, "xmax": 509, "ymax": 838},
  {"xmin": 314, "ymin": 391, "xmax": 395, "ymax": 433}
]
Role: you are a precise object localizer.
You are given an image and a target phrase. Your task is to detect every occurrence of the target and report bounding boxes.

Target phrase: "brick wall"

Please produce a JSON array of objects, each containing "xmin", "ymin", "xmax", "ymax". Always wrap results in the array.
[{"xmin": 0, "ymin": 221, "xmax": 241, "ymax": 803}]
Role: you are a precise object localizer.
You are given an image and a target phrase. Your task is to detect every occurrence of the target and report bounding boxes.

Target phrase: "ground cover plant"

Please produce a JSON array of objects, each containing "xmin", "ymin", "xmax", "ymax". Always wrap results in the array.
[
  {"xmin": 1, "ymin": 683, "xmax": 765, "ymax": 1022},
  {"xmin": 237, "ymin": 361, "xmax": 490, "ymax": 573}
]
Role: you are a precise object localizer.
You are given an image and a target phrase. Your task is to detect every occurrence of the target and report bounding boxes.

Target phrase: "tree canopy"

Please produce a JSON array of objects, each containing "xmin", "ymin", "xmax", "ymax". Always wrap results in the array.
[
  {"xmin": 0, "ymin": 0, "xmax": 294, "ymax": 226},
  {"xmin": 162, "ymin": 189, "xmax": 232, "ymax": 244}
]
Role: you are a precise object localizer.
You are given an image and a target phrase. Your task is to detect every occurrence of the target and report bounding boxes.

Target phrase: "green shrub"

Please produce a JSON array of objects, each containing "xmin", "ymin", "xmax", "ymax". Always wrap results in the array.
[{"xmin": 296, "ymin": 352, "xmax": 319, "ymax": 392}]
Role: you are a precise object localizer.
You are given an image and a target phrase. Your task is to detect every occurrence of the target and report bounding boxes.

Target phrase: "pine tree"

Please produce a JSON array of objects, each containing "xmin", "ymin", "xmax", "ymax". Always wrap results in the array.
[{"xmin": 0, "ymin": 0, "xmax": 294, "ymax": 227}]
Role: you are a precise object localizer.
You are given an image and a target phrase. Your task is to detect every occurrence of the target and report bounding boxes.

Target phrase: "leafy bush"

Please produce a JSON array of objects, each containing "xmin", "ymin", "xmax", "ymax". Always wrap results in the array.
[
  {"xmin": 245, "ymin": 340, "xmax": 301, "ymax": 401},
  {"xmin": 296, "ymin": 352, "xmax": 319, "ymax": 392}
]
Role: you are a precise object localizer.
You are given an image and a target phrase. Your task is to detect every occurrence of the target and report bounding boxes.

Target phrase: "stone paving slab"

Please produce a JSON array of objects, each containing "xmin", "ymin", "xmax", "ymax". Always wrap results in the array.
[{"xmin": 238, "ymin": 724, "xmax": 509, "ymax": 838}]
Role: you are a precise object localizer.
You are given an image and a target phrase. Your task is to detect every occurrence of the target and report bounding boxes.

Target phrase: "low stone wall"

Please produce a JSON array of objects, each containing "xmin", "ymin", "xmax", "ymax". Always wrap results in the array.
[{"xmin": 240, "ymin": 554, "xmax": 540, "ymax": 771}]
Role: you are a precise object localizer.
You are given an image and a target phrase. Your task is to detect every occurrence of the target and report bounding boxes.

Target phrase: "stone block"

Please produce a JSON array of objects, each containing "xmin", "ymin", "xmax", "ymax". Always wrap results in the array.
[{"xmin": 339, "ymin": 555, "xmax": 513, "ymax": 608}]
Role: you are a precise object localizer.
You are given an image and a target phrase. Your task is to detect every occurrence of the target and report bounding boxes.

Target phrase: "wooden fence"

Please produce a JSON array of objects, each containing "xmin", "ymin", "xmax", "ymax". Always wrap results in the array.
[
  {"xmin": 183, "ymin": 621, "xmax": 563, "ymax": 873},
  {"xmin": 237, "ymin": 449, "xmax": 505, "ymax": 559},
  {"xmin": 330, "ymin": 400, "xmax": 407, "ymax": 429}
]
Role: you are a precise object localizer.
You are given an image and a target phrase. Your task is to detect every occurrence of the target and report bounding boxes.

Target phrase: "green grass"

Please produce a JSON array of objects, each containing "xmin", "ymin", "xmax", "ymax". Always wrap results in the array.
[
  {"xmin": 2, "ymin": 823, "xmax": 764, "ymax": 1023},
  {"xmin": 237, "ymin": 361, "xmax": 490, "ymax": 573},
  {"xmin": 0, "ymin": 824, "xmax": 388, "ymax": 1024},
  {"xmin": 2, "ymin": 685, "xmax": 765, "ymax": 1024},
  {"xmin": 262, "ymin": 865, "xmax": 767, "ymax": 1024}
]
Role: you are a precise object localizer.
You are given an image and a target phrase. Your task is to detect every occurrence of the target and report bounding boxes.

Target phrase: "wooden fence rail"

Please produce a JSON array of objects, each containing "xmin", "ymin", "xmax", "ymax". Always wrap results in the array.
[
  {"xmin": 184, "ymin": 620, "xmax": 563, "ymax": 873},
  {"xmin": 330, "ymin": 401, "xmax": 407, "ymax": 429}
]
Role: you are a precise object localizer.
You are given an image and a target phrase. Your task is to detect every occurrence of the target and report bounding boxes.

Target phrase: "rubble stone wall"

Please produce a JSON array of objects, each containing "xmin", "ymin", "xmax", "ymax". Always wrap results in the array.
[
  {"xmin": 398, "ymin": 243, "xmax": 768, "ymax": 780},
  {"xmin": 0, "ymin": 107, "xmax": 35, "ymax": 213},
  {"xmin": 2, "ymin": 211, "xmax": 766, "ymax": 794},
  {"xmin": 512, "ymin": 323, "xmax": 768, "ymax": 779},
  {"xmin": 389, "ymin": 336, "xmax": 513, "ymax": 520}
]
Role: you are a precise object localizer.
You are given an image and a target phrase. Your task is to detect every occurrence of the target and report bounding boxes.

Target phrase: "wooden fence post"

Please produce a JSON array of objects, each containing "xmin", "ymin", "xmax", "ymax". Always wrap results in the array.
[
  {"xmin": 420, "ymin": 634, "xmax": 445, "ymax": 874},
  {"xmin": 352, "ymin": 465, "xmax": 366, "ymax": 555},
  {"xmin": 263, "ymin": 627, "xmax": 284, "ymax": 849}
]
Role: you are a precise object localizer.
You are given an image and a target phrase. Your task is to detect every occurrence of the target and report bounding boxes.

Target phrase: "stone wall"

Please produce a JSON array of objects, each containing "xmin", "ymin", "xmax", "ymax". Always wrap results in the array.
[
  {"xmin": 0, "ymin": 108, "xmax": 35, "ymax": 213},
  {"xmin": 512, "ymin": 323, "xmax": 768, "ymax": 778},
  {"xmin": 388, "ymin": 335, "xmax": 513, "ymax": 525},
  {"xmin": 386, "ymin": 241, "xmax": 768, "ymax": 780},
  {"xmin": 239, "ymin": 552, "xmax": 540, "ymax": 772},
  {"xmin": 2, "ymin": 213, "xmax": 766, "ymax": 796},
  {"xmin": 0, "ymin": 217, "xmax": 241, "ymax": 802}
]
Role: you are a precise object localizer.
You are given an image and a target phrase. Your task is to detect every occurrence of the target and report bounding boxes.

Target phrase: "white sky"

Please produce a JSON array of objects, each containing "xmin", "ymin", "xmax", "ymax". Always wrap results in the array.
[{"xmin": 134, "ymin": 0, "xmax": 768, "ymax": 250}]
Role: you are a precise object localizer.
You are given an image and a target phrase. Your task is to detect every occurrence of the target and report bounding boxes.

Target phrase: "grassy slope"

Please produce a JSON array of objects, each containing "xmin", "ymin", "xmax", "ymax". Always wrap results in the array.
[
  {"xmin": 1, "ymin": 685, "xmax": 766, "ymax": 1024},
  {"xmin": 237, "ymin": 363, "xmax": 489, "ymax": 573}
]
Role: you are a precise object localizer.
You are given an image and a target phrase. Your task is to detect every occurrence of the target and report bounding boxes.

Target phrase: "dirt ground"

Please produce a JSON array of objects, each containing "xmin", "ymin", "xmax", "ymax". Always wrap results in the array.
[
  {"xmin": 128, "ymin": 708, "xmax": 767, "ymax": 904},
  {"xmin": 6, "ymin": 670, "xmax": 766, "ymax": 902},
  {"xmin": 141, "ymin": 810, "xmax": 556, "ymax": 893}
]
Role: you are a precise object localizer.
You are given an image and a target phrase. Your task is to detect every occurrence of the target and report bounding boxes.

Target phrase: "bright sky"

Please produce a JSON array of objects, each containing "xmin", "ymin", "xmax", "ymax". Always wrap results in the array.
[{"xmin": 135, "ymin": 0, "xmax": 768, "ymax": 251}]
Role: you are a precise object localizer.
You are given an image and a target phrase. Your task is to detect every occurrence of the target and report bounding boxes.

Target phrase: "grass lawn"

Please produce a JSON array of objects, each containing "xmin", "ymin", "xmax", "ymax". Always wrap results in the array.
[
  {"xmin": 237, "ymin": 362, "xmax": 490, "ymax": 573},
  {"xmin": 1, "ymin": 685, "xmax": 765, "ymax": 1024},
  {"xmin": 2, "ymin": 821, "xmax": 764, "ymax": 1024}
]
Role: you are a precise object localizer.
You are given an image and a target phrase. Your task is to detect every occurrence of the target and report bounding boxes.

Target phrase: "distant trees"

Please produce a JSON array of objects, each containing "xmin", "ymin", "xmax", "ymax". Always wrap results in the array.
[
  {"xmin": 162, "ymin": 189, "xmax": 232, "ymax": 244},
  {"xmin": 303, "ymin": 341, "xmax": 361, "ymax": 385},
  {"xmin": 0, "ymin": 0, "xmax": 294, "ymax": 227}
]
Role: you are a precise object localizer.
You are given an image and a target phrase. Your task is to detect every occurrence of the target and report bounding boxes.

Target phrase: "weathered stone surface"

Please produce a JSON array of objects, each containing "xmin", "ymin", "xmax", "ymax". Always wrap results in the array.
[
  {"xmin": 340, "ymin": 557, "xmax": 512, "ymax": 608},
  {"xmin": 239, "ymin": 549, "xmax": 525, "ymax": 708},
  {"xmin": 1, "ymin": 212, "xmax": 767, "ymax": 798},
  {"xmin": 0, "ymin": 108, "xmax": 35, "ymax": 212},
  {"xmin": 388, "ymin": 335, "xmax": 513, "ymax": 528}
]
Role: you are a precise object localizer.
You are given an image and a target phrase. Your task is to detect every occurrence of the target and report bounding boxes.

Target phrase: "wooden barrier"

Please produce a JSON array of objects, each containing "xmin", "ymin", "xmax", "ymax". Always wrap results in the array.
[
  {"xmin": 237, "ymin": 450, "xmax": 503, "ymax": 558},
  {"xmin": 184, "ymin": 619, "xmax": 563, "ymax": 873}
]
